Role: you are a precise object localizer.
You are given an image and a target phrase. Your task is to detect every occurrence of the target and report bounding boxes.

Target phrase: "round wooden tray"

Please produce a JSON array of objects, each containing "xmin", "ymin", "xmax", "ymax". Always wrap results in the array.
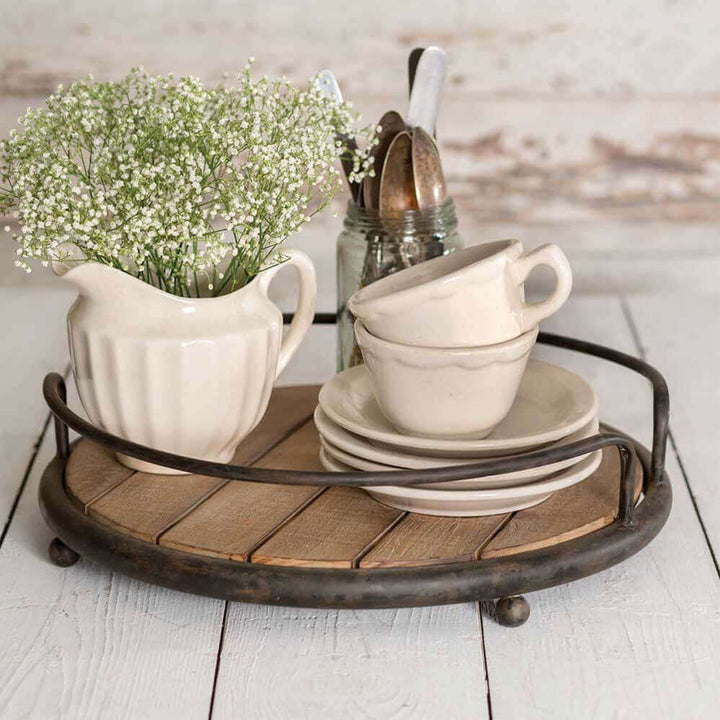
[{"xmin": 38, "ymin": 333, "xmax": 673, "ymax": 627}]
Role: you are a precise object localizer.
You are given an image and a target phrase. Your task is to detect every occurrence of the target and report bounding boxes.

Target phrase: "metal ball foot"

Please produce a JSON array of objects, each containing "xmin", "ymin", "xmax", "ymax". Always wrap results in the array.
[
  {"xmin": 494, "ymin": 595, "xmax": 530, "ymax": 627},
  {"xmin": 49, "ymin": 537, "xmax": 80, "ymax": 567}
]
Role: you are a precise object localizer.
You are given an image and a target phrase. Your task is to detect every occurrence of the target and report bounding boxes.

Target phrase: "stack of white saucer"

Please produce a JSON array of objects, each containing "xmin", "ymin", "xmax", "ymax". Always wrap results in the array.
[{"xmin": 317, "ymin": 240, "xmax": 602, "ymax": 516}]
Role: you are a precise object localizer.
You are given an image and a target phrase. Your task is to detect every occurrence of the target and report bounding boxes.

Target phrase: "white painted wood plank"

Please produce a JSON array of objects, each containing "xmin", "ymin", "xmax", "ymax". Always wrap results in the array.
[
  {"xmin": 0, "ymin": 435, "xmax": 36, "ymax": 532},
  {"xmin": 212, "ymin": 603, "xmax": 490, "ymax": 720},
  {"xmin": 625, "ymin": 294, "xmax": 720, "ymax": 553},
  {"xmin": 0, "ymin": 287, "xmax": 74, "ymax": 531},
  {"xmin": 0, "ymin": 287, "xmax": 75, "ymax": 436},
  {"xmin": 457, "ymin": 222, "xmax": 720, "ymax": 296},
  {"xmin": 483, "ymin": 296, "xmax": 720, "ymax": 720},
  {"xmin": 269, "ymin": 218, "xmax": 720, "ymax": 314},
  {"xmin": 0, "ymin": 427, "xmax": 224, "ymax": 719},
  {"xmin": 485, "ymin": 450, "xmax": 719, "ymax": 720},
  {"xmin": 9, "ymin": 95, "xmax": 720, "ymax": 228},
  {"xmin": 9, "ymin": 91, "xmax": 720, "ymax": 231},
  {"xmin": 2, "ymin": 0, "xmax": 720, "ymax": 97}
]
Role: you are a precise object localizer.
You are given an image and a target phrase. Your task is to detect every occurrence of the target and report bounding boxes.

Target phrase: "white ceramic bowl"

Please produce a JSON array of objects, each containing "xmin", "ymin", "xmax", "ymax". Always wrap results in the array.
[
  {"xmin": 347, "ymin": 240, "xmax": 572, "ymax": 347},
  {"xmin": 354, "ymin": 320, "xmax": 538, "ymax": 439}
]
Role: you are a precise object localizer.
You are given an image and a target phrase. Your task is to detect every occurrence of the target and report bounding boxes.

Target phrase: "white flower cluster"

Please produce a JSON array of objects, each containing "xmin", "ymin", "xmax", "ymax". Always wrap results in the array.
[{"xmin": 0, "ymin": 64, "xmax": 377, "ymax": 296}]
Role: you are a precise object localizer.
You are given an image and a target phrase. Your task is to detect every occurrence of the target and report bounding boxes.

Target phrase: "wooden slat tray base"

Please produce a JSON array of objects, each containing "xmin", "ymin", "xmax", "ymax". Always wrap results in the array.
[{"xmin": 65, "ymin": 386, "xmax": 643, "ymax": 570}]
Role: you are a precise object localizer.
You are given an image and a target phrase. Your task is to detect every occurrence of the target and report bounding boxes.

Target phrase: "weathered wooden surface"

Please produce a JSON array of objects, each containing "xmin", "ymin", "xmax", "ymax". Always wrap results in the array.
[
  {"xmin": 212, "ymin": 601, "xmax": 491, "ymax": 720},
  {"xmin": 160, "ymin": 482, "xmax": 323, "ymax": 561},
  {"xmin": 4, "ymin": 0, "xmax": 720, "ymax": 315},
  {"xmin": 65, "ymin": 441, "xmax": 135, "ymax": 510},
  {"xmin": 251, "ymin": 487, "xmax": 404, "ymax": 568},
  {"xmin": 62, "ymin": 401, "xmax": 643, "ymax": 571},
  {"xmin": 482, "ymin": 447, "xmax": 642, "ymax": 558},
  {"xmin": 360, "ymin": 513, "xmax": 510, "ymax": 568},
  {"xmin": 88, "ymin": 471, "xmax": 225, "ymax": 543},
  {"xmin": 627, "ymin": 295, "xmax": 720, "ymax": 555},
  {"xmin": 0, "ymin": 286, "xmax": 75, "ymax": 528},
  {"xmin": 3, "ymin": 0, "xmax": 719, "ymax": 97},
  {"xmin": 5, "ymin": 0, "xmax": 720, "ymax": 230}
]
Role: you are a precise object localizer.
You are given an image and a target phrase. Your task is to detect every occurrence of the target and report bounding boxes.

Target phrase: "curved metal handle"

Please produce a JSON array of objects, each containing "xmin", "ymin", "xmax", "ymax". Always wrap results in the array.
[
  {"xmin": 538, "ymin": 332, "xmax": 669, "ymax": 490},
  {"xmin": 42, "ymin": 332, "xmax": 668, "ymax": 530},
  {"xmin": 42, "ymin": 373, "xmax": 638, "ymax": 505}
]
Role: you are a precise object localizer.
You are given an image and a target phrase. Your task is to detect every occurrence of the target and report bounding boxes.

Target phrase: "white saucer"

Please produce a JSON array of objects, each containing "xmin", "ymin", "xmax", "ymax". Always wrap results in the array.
[
  {"xmin": 319, "ymin": 416, "xmax": 597, "ymax": 489},
  {"xmin": 318, "ymin": 360, "xmax": 598, "ymax": 458},
  {"xmin": 319, "ymin": 447, "xmax": 603, "ymax": 517},
  {"xmin": 315, "ymin": 406, "xmax": 598, "ymax": 489}
]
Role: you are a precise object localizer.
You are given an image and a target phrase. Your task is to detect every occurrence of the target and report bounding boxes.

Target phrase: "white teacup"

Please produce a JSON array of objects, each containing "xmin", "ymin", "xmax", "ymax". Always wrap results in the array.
[
  {"xmin": 354, "ymin": 320, "xmax": 538, "ymax": 439},
  {"xmin": 348, "ymin": 240, "xmax": 572, "ymax": 348}
]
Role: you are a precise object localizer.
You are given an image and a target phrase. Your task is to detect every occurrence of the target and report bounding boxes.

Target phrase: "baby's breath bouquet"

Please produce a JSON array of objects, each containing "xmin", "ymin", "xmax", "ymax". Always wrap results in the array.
[{"xmin": 0, "ymin": 63, "xmax": 376, "ymax": 297}]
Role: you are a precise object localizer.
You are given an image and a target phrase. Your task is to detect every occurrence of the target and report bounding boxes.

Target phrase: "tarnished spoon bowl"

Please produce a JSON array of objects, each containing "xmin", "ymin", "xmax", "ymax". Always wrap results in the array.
[
  {"xmin": 379, "ymin": 130, "xmax": 418, "ymax": 214},
  {"xmin": 411, "ymin": 126, "xmax": 447, "ymax": 210},
  {"xmin": 363, "ymin": 110, "xmax": 406, "ymax": 210}
]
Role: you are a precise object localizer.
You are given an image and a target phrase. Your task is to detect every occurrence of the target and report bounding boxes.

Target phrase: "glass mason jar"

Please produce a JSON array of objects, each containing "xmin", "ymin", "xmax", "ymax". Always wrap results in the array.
[{"xmin": 336, "ymin": 198, "xmax": 463, "ymax": 371}]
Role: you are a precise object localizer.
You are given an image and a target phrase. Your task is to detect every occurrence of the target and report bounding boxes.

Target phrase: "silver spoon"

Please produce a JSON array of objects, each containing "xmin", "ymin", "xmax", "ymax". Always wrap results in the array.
[
  {"xmin": 379, "ymin": 130, "xmax": 418, "ymax": 213},
  {"xmin": 407, "ymin": 46, "xmax": 447, "ymax": 137},
  {"xmin": 411, "ymin": 127, "xmax": 447, "ymax": 209},
  {"xmin": 315, "ymin": 69, "xmax": 362, "ymax": 204},
  {"xmin": 363, "ymin": 110, "xmax": 406, "ymax": 210}
]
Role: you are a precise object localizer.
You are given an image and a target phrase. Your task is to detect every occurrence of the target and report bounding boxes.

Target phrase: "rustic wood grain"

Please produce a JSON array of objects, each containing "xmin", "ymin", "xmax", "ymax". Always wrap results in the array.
[
  {"xmin": 4, "ymin": 285, "xmax": 720, "ymax": 718},
  {"xmin": 8, "ymin": 99, "xmax": 720, "ymax": 228},
  {"xmin": 0, "ymin": 287, "xmax": 74, "ymax": 528},
  {"xmin": 159, "ymin": 483, "xmax": 324, "ymax": 561},
  {"xmin": 65, "ymin": 439, "xmax": 135, "ymax": 510},
  {"xmin": 249, "ymin": 418, "xmax": 406, "ymax": 567},
  {"xmin": 250, "ymin": 417, "xmax": 322, "ymax": 472},
  {"xmin": 2, "ymin": 6, "xmax": 720, "ymax": 712},
  {"xmin": 72, "ymin": 407, "xmax": 640, "ymax": 568},
  {"xmin": 77, "ymin": 386, "xmax": 320, "ymax": 543},
  {"xmin": 481, "ymin": 447, "xmax": 642, "ymax": 559},
  {"xmin": 2, "ymin": 1, "xmax": 720, "ymax": 99},
  {"xmin": 159, "ymin": 421, "xmax": 326, "ymax": 560},
  {"xmin": 360, "ymin": 513, "xmax": 511, "ymax": 568},
  {"xmin": 251, "ymin": 487, "xmax": 404, "ymax": 569},
  {"xmin": 232, "ymin": 385, "xmax": 319, "ymax": 463},
  {"xmin": 88, "ymin": 472, "xmax": 224, "ymax": 543}
]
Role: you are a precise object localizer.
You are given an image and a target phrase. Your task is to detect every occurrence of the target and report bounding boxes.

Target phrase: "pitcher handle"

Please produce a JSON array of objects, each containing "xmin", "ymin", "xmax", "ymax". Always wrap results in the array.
[
  {"xmin": 256, "ymin": 249, "xmax": 317, "ymax": 378},
  {"xmin": 511, "ymin": 244, "xmax": 573, "ymax": 331}
]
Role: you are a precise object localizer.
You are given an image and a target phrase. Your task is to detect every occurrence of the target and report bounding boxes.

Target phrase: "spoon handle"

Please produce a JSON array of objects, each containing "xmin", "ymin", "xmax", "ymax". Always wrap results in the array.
[
  {"xmin": 315, "ymin": 70, "xmax": 361, "ymax": 203},
  {"xmin": 407, "ymin": 46, "xmax": 447, "ymax": 137}
]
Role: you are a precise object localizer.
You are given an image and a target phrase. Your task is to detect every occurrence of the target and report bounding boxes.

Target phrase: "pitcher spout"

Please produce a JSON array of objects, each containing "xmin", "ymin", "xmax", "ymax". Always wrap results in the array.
[{"xmin": 54, "ymin": 261, "xmax": 132, "ymax": 297}]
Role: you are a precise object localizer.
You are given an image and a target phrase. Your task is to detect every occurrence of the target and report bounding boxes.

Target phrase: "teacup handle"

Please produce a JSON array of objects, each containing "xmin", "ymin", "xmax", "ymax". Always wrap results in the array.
[
  {"xmin": 511, "ymin": 244, "xmax": 573, "ymax": 330},
  {"xmin": 256, "ymin": 249, "xmax": 317, "ymax": 378}
]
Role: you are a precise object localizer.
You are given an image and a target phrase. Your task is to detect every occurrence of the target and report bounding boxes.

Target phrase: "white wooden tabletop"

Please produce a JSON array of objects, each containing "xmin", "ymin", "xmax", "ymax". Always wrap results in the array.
[{"xmin": 0, "ymin": 223, "xmax": 718, "ymax": 720}]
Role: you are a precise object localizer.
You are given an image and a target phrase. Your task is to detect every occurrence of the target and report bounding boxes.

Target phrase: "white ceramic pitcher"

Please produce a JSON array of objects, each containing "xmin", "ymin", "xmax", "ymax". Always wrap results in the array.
[{"xmin": 56, "ymin": 250, "xmax": 316, "ymax": 473}]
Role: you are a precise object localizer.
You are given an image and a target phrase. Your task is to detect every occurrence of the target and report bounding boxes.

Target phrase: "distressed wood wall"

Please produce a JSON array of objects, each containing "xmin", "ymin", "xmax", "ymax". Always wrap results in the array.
[{"xmin": 2, "ymin": 0, "xmax": 719, "ymax": 299}]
